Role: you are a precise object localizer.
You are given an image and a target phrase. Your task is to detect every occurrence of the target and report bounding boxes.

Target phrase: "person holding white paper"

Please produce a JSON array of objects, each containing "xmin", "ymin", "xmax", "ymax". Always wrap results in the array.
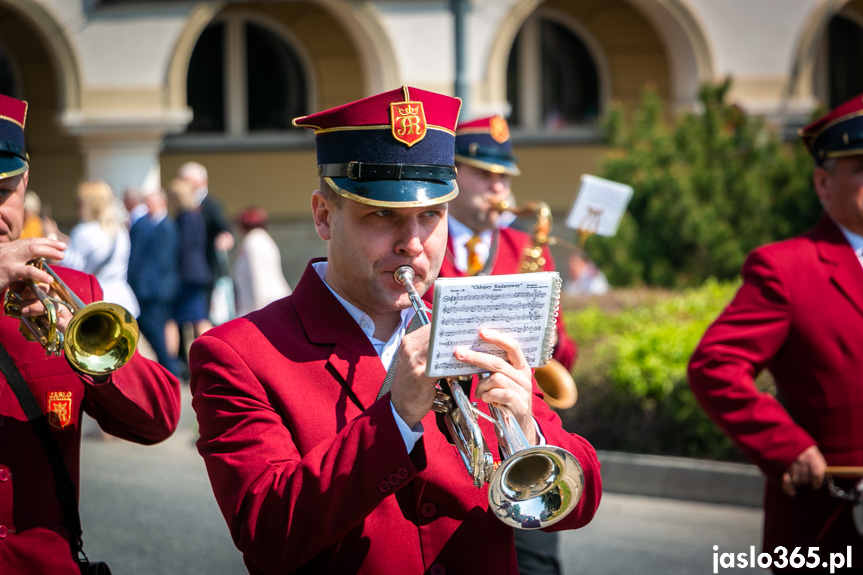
[
  {"xmin": 435, "ymin": 115, "xmax": 578, "ymax": 374},
  {"xmin": 433, "ymin": 114, "xmax": 579, "ymax": 575}
]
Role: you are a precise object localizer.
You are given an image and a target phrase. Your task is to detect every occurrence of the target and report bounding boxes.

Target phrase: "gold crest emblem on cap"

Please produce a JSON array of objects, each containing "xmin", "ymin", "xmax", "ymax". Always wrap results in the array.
[
  {"xmin": 47, "ymin": 390, "xmax": 73, "ymax": 430},
  {"xmin": 390, "ymin": 101, "xmax": 427, "ymax": 147},
  {"xmin": 489, "ymin": 115, "xmax": 510, "ymax": 143}
]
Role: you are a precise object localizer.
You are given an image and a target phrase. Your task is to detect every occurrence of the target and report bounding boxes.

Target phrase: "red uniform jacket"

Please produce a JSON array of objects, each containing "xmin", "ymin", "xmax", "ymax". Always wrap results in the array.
[
  {"xmin": 190, "ymin": 259, "xmax": 601, "ymax": 575},
  {"xmin": 432, "ymin": 227, "xmax": 577, "ymax": 370},
  {"xmin": 688, "ymin": 216, "xmax": 863, "ymax": 562},
  {"xmin": 0, "ymin": 266, "xmax": 180, "ymax": 574}
]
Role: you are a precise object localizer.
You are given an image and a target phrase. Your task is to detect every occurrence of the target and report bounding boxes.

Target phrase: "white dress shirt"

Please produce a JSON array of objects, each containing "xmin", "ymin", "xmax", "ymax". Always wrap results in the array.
[
  {"xmin": 313, "ymin": 261, "xmax": 424, "ymax": 451},
  {"xmin": 837, "ymin": 222, "xmax": 863, "ymax": 269}
]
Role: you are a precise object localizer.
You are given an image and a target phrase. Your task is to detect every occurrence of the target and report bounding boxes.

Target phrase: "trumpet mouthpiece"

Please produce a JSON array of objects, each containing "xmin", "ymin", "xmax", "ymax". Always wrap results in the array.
[
  {"xmin": 394, "ymin": 266, "xmax": 415, "ymax": 286},
  {"xmin": 492, "ymin": 199, "xmax": 512, "ymax": 213}
]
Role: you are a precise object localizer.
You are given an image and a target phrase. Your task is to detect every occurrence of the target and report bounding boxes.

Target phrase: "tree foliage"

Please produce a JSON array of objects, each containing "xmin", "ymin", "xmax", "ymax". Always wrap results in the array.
[{"xmin": 592, "ymin": 80, "xmax": 820, "ymax": 288}]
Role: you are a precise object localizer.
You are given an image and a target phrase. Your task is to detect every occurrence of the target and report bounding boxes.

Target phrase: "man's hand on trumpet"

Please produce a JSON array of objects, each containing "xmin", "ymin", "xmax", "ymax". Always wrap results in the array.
[
  {"xmin": 390, "ymin": 323, "xmax": 439, "ymax": 430},
  {"xmin": 7, "ymin": 276, "xmax": 75, "ymax": 333},
  {"xmin": 0, "ymin": 237, "xmax": 71, "ymax": 333},
  {"xmin": 390, "ymin": 325, "xmax": 537, "ymax": 446},
  {"xmin": 454, "ymin": 329, "xmax": 537, "ymax": 446},
  {"xmin": 0, "ymin": 237, "xmax": 65, "ymax": 290}
]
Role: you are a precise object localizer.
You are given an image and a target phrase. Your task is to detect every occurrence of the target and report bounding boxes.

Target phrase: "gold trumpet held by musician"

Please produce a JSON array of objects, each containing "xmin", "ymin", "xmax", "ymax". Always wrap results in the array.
[{"xmin": 3, "ymin": 258, "xmax": 139, "ymax": 375}]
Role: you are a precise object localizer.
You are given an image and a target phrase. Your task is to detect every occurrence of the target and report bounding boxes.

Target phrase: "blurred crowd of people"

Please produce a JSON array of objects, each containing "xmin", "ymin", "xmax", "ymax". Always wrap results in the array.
[{"xmin": 25, "ymin": 161, "xmax": 292, "ymax": 379}]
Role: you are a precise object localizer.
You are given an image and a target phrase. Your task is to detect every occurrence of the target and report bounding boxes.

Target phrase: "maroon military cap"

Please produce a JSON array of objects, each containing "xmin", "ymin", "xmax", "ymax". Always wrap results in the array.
[{"xmin": 799, "ymin": 93, "xmax": 863, "ymax": 162}]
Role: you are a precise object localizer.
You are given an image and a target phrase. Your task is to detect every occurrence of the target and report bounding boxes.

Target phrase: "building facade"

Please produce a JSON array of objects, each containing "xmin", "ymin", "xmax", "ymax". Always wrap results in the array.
[{"xmin": 1, "ymin": 0, "xmax": 860, "ymax": 283}]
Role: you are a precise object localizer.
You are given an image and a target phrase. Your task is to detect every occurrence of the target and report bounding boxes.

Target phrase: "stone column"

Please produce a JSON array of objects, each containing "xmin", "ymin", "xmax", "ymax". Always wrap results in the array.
[{"xmin": 60, "ymin": 109, "xmax": 191, "ymax": 194}]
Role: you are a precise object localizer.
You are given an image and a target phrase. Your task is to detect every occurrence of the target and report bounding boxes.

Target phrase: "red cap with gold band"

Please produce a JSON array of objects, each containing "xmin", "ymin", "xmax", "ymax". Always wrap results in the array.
[
  {"xmin": 292, "ymin": 86, "xmax": 462, "ymax": 207},
  {"xmin": 799, "ymin": 93, "xmax": 863, "ymax": 163},
  {"xmin": 0, "ymin": 94, "xmax": 28, "ymax": 179},
  {"xmin": 455, "ymin": 115, "xmax": 520, "ymax": 176}
]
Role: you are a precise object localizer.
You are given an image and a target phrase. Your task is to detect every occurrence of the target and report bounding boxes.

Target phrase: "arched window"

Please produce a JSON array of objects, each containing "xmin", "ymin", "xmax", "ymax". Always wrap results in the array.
[
  {"xmin": 186, "ymin": 14, "xmax": 309, "ymax": 136},
  {"xmin": 507, "ymin": 15, "xmax": 599, "ymax": 131},
  {"xmin": 828, "ymin": 14, "xmax": 863, "ymax": 109}
]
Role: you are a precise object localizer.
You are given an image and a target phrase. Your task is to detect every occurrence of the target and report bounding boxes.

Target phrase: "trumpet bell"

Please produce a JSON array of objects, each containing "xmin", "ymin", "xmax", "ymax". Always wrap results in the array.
[
  {"xmin": 488, "ymin": 446, "xmax": 584, "ymax": 529},
  {"xmin": 65, "ymin": 302, "xmax": 139, "ymax": 376}
]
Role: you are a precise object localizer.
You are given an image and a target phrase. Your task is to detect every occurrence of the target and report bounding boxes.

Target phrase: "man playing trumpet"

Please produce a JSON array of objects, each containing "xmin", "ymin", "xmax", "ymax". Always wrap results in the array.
[
  {"xmin": 436, "ymin": 115, "xmax": 577, "ymax": 372},
  {"xmin": 0, "ymin": 93, "xmax": 181, "ymax": 574},
  {"xmin": 190, "ymin": 87, "xmax": 602, "ymax": 574},
  {"xmin": 435, "ymin": 115, "xmax": 580, "ymax": 575},
  {"xmin": 688, "ymin": 93, "xmax": 863, "ymax": 568}
]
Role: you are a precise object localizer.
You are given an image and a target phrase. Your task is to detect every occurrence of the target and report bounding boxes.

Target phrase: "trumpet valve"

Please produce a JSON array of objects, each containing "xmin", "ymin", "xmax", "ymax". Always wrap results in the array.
[{"xmin": 432, "ymin": 389, "xmax": 451, "ymax": 414}]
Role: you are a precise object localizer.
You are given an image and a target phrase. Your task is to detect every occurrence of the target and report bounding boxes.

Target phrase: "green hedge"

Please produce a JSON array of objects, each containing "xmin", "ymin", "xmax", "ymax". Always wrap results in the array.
[
  {"xmin": 593, "ymin": 81, "xmax": 820, "ymax": 288},
  {"xmin": 557, "ymin": 280, "xmax": 767, "ymax": 462}
]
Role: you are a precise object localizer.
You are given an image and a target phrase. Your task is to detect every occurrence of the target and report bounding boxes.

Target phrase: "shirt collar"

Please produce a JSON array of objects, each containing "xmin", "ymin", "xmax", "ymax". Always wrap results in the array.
[
  {"xmin": 150, "ymin": 208, "xmax": 168, "ymax": 224},
  {"xmin": 448, "ymin": 217, "xmax": 494, "ymax": 272},
  {"xmin": 194, "ymin": 186, "xmax": 209, "ymax": 206},
  {"xmin": 836, "ymin": 222, "xmax": 863, "ymax": 256},
  {"xmin": 312, "ymin": 260, "xmax": 414, "ymax": 366},
  {"xmin": 448, "ymin": 216, "xmax": 492, "ymax": 245}
]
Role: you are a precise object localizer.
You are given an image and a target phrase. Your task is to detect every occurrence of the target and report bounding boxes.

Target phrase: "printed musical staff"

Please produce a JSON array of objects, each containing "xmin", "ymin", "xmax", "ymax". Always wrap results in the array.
[{"xmin": 427, "ymin": 272, "xmax": 562, "ymax": 378}]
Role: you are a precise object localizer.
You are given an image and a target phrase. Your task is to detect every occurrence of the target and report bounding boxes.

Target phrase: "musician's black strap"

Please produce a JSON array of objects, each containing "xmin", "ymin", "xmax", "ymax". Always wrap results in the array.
[
  {"xmin": 320, "ymin": 162, "xmax": 456, "ymax": 181},
  {"xmin": 0, "ymin": 341, "xmax": 86, "ymax": 561},
  {"xmin": 479, "ymin": 228, "xmax": 501, "ymax": 276}
]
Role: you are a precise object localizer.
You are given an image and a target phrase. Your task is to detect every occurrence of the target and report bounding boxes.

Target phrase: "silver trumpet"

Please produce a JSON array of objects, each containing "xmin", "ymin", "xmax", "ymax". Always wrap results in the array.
[{"xmin": 393, "ymin": 266, "xmax": 585, "ymax": 529}]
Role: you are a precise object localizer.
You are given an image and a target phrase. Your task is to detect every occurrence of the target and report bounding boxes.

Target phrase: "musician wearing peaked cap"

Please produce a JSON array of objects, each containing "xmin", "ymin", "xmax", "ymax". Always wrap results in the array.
[
  {"xmin": 431, "ymin": 115, "xmax": 577, "ymax": 369},
  {"xmin": 428, "ymin": 114, "xmax": 578, "ymax": 575},
  {"xmin": 189, "ymin": 87, "xmax": 601, "ymax": 574},
  {"xmin": 0, "ymin": 94, "xmax": 180, "ymax": 574},
  {"xmin": 689, "ymin": 93, "xmax": 863, "ymax": 569}
]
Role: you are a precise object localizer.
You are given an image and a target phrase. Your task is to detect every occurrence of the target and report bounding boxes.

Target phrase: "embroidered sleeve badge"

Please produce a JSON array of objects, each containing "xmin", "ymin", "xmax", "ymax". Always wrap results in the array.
[
  {"xmin": 390, "ymin": 101, "xmax": 427, "ymax": 147},
  {"xmin": 47, "ymin": 390, "xmax": 73, "ymax": 430}
]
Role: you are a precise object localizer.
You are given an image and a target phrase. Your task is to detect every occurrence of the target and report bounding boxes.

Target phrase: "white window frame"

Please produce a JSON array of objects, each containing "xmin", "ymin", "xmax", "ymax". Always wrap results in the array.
[{"xmin": 509, "ymin": 8, "xmax": 610, "ymax": 144}]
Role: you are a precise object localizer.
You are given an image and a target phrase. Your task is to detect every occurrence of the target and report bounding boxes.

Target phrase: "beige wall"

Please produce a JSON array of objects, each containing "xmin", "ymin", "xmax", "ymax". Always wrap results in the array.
[
  {"xmin": 161, "ymin": 141, "xmax": 609, "ymax": 286},
  {"xmin": 547, "ymin": 0, "xmax": 672, "ymax": 106},
  {"xmin": 224, "ymin": 1, "xmax": 366, "ymax": 111},
  {"xmin": 162, "ymin": 143, "xmax": 608, "ymax": 224},
  {"xmin": 513, "ymin": 144, "xmax": 608, "ymax": 214},
  {"xmin": 160, "ymin": 149, "xmax": 318, "ymax": 219}
]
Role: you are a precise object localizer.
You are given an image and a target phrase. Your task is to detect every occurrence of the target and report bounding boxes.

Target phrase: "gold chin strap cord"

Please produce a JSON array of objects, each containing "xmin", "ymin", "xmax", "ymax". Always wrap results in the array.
[{"xmin": 465, "ymin": 235, "xmax": 483, "ymax": 276}]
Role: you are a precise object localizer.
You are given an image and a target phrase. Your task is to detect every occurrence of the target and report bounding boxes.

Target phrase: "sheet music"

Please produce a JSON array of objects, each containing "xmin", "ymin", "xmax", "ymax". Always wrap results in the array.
[
  {"xmin": 565, "ymin": 174, "xmax": 634, "ymax": 237},
  {"xmin": 427, "ymin": 272, "xmax": 561, "ymax": 378}
]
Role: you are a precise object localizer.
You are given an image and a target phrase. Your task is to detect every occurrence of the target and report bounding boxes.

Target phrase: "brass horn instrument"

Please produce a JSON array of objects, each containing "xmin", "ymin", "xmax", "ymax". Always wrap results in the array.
[
  {"xmin": 494, "ymin": 199, "xmax": 578, "ymax": 409},
  {"xmin": 394, "ymin": 265, "xmax": 584, "ymax": 529},
  {"xmin": 3, "ymin": 259, "xmax": 139, "ymax": 375}
]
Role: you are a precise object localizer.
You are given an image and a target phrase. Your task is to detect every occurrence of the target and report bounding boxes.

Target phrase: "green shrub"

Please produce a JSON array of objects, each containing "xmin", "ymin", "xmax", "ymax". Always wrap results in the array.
[
  {"xmin": 593, "ymin": 80, "xmax": 820, "ymax": 288},
  {"xmin": 558, "ymin": 280, "xmax": 761, "ymax": 461}
]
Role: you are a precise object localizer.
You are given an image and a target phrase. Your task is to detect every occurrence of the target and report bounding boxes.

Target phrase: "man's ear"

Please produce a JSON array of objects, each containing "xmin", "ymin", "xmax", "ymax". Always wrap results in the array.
[
  {"xmin": 311, "ymin": 190, "xmax": 332, "ymax": 240},
  {"xmin": 813, "ymin": 166, "xmax": 830, "ymax": 206},
  {"xmin": 22, "ymin": 170, "xmax": 29, "ymax": 188}
]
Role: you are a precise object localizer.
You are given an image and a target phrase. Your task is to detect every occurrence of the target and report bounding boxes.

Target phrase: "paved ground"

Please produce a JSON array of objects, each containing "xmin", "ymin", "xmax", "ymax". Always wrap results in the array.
[
  {"xmin": 78, "ymin": 385, "xmax": 765, "ymax": 574},
  {"xmin": 561, "ymin": 493, "xmax": 763, "ymax": 574}
]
